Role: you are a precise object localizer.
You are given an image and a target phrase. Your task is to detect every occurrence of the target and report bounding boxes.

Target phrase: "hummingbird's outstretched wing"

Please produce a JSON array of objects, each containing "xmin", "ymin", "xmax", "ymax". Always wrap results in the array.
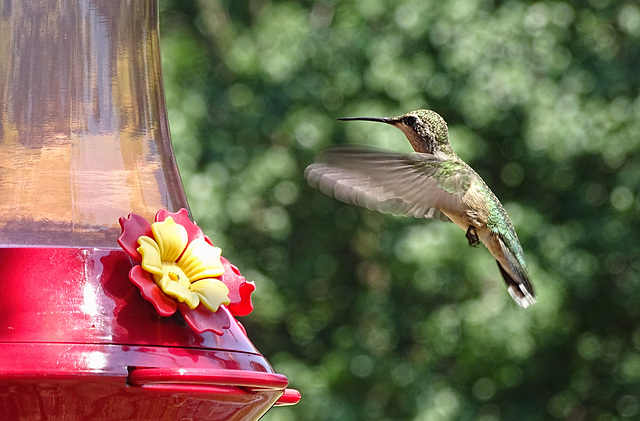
[{"xmin": 304, "ymin": 146, "xmax": 472, "ymax": 221}]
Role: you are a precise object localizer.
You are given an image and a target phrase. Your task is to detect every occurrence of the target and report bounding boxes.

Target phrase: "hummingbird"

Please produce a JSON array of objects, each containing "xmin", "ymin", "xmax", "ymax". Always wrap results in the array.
[{"xmin": 304, "ymin": 109, "xmax": 535, "ymax": 308}]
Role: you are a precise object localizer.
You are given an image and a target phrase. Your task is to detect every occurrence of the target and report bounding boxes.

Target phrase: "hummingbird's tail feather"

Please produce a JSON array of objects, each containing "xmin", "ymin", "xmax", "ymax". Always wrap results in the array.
[
  {"xmin": 497, "ymin": 262, "xmax": 536, "ymax": 308},
  {"xmin": 492, "ymin": 233, "xmax": 536, "ymax": 308}
]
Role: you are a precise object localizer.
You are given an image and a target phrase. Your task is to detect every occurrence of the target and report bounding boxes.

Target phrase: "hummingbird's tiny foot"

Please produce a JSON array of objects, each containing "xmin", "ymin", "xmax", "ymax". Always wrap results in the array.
[{"xmin": 466, "ymin": 226, "xmax": 480, "ymax": 247}]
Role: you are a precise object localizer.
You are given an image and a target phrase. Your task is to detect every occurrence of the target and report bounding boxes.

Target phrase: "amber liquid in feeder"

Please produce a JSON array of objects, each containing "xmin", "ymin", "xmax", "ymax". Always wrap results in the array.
[{"xmin": 0, "ymin": 1, "xmax": 189, "ymax": 248}]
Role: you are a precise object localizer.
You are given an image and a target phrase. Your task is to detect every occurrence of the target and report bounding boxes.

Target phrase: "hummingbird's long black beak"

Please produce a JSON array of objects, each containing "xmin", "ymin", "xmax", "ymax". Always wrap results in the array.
[{"xmin": 337, "ymin": 116, "xmax": 396, "ymax": 125}]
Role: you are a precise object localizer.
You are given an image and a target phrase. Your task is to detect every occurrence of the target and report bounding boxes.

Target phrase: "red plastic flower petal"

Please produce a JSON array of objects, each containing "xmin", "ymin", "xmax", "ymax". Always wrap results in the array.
[
  {"xmin": 129, "ymin": 265, "xmax": 178, "ymax": 317},
  {"xmin": 118, "ymin": 213, "xmax": 152, "ymax": 262},
  {"xmin": 220, "ymin": 257, "xmax": 255, "ymax": 317},
  {"xmin": 156, "ymin": 208, "xmax": 205, "ymax": 245},
  {"xmin": 179, "ymin": 302, "xmax": 231, "ymax": 335}
]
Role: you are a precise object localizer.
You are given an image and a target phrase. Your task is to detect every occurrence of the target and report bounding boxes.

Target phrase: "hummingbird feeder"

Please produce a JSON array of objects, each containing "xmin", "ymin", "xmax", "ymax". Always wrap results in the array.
[{"xmin": 0, "ymin": 1, "xmax": 299, "ymax": 419}]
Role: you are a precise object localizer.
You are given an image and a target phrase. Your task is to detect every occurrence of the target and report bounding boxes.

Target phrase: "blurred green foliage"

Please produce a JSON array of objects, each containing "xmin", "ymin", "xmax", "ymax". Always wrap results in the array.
[{"xmin": 159, "ymin": 0, "xmax": 640, "ymax": 419}]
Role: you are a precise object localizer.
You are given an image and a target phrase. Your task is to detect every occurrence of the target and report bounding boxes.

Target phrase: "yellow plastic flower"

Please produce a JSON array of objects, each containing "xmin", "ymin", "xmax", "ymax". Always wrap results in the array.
[{"xmin": 136, "ymin": 217, "xmax": 230, "ymax": 312}]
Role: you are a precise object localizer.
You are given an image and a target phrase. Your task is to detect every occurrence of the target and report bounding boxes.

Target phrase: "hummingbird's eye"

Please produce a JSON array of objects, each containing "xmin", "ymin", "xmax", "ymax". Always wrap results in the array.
[{"xmin": 404, "ymin": 115, "xmax": 418, "ymax": 126}]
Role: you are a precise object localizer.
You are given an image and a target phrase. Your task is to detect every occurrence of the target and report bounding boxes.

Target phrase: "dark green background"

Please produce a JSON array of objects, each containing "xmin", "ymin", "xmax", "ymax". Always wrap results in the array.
[{"xmin": 159, "ymin": 1, "xmax": 640, "ymax": 419}]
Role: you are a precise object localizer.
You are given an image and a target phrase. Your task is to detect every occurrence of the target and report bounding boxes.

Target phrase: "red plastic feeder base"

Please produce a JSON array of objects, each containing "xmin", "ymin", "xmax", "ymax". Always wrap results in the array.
[{"xmin": 0, "ymin": 247, "xmax": 299, "ymax": 420}]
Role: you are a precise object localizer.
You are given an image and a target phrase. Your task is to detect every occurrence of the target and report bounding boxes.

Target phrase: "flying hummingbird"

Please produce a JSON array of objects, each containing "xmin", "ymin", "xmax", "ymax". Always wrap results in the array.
[{"xmin": 304, "ymin": 109, "xmax": 535, "ymax": 308}]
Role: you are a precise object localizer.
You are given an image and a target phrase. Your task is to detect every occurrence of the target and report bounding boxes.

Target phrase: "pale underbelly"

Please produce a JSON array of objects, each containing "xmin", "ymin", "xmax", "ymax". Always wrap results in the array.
[
  {"xmin": 442, "ymin": 210, "xmax": 510, "ymax": 271},
  {"xmin": 442, "ymin": 210, "xmax": 478, "ymax": 232}
]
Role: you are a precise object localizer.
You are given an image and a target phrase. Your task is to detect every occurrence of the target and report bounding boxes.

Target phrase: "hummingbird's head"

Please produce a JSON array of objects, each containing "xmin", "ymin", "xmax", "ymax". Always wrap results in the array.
[{"xmin": 338, "ymin": 109, "xmax": 452, "ymax": 155}]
